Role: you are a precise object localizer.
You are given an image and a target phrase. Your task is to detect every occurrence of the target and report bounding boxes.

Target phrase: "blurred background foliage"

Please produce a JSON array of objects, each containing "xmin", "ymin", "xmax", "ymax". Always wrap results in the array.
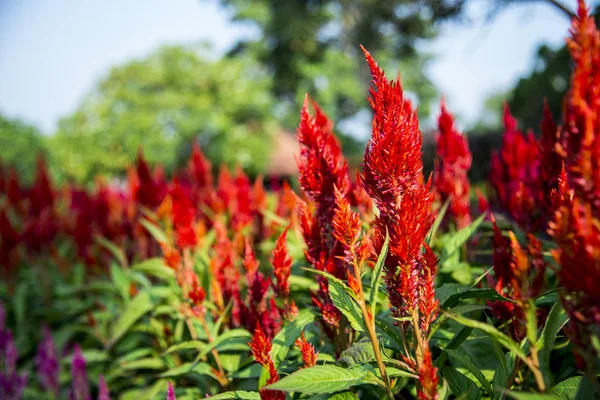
[{"xmin": 0, "ymin": 0, "xmax": 588, "ymax": 184}]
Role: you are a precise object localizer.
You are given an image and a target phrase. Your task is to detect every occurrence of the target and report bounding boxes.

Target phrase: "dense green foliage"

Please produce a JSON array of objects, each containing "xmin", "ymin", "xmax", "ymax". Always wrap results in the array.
[
  {"xmin": 0, "ymin": 114, "xmax": 46, "ymax": 183},
  {"xmin": 49, "ymin": 46, "xmax": 278, "ymax": 182}
]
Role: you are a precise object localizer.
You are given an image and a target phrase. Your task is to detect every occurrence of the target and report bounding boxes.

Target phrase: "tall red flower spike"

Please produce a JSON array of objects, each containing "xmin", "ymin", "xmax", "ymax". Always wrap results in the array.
[
  {"xmin": 295, "ymin": 331, "xmax": 318, "ymax": 368},
  {"xmin": 295, "ymin": 96, "xmax": 352, "ymax": 337},
  {"xmin": 433, "ymin": 100, "xmax": 472, "ymax": 229},
  {"xmin": 417, "ymin": 343, "xmax": 439, "ymax": 400},
  {"xmin": 170, "ymin": 178, "xmax": 197, "ymax": 249},
  {"xmin": 271, "ymin": 226, "xmax": 292, "ymax": 298},
  {"xmin": 332, "ymin": 186, "xmax": 363, "ymax": 265},
  {"xmin": 249, "ymin": 325, "xmax": 285, "ymax": 400},
  {"xmin": 548, "ymin": 165, "xmax": 600, "ymax": 365},
  {"xmin": 360, "ymin": 47, "xmax": 436, "ymax": 329},
  {"xmin": 562, "ymin": 0, "xmax": 600, "ymax": 214},
  {"xmin": 489, "ymin": 105, "xmax": 541, "ymax": 231},
  {"xmin": 131, "ymin": 150, "xmax": 167, "ymax": 209}
]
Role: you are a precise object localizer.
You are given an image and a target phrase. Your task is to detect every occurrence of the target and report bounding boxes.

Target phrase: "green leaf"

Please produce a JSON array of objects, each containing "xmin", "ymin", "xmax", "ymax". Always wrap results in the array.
[
  {"xmin": 369, "ymin": 230, "xmax": 389, "ymax": 315},
  {"xmin": 525, "ymin": 300, "xmax": 538, "ymax": 345},
  {"xmin": 328, "ymin": 280, "xmax": 366, "ymax": 333},
  {"xmin": 436, "ymin": 283, "xmax": 513, "ymax": 309},
  {"xmin": 163, "ymin": 340, "xmax": 205, "ymax": 355},
  {"xmin": 538, "ymin": 302, "xmax": 569, "ymax": 386},
  {"xmin": 427, "ymin": 198, "xmax": 450, "ymax": 245},
  {"xmin": 444, "ymin": 313, "xmax": 528, "ymax": 364},
  {"xmin": 131, "ymin": 258, "xmax": 175, "ymax": 280},
  {"xmin": 551, "ymin": 376, "xmax": 581, "ymax": 399},
  {"xmin": 441, "ymin": 366, "xmax": 482, "ymax": 400},
  {"xmin": 491, "ymin": 338, "xmax": 511, "ymax": 394},
  {"xmin": 338, "ymin": 338, "xmax": 375, "ymax": 367},
  {"xmin": 439, "ymin": 213, "xmax": 486, "ymax": 263},
  {"xmin": 121, "ymin": 357, "xmax": 165, "ymax": 370},
  {"xmin": 264, "ymin": 365, "xmax": 373, "ymax": 394},
  {"xmin": 139, "ymin": 218, "xmax": 168, "ymax": 244},
  {"xmin": 95, "ymin": 236, "xmax": 127, "ymax": 267},
  {"xmin": 386, "ymin": 367, "xmax": 418, "ymax": 379},
  {"xmin": 198, "ymin": 329, "xmax": 251, "ymax": 358},
  {"xmin": 108, "ymin": 290, "xmax": 154, "ymax": 348},
  {"xmin": 574, "ymin": 374, "xmax": 596, "ymax": 400},
  {"xmin": 328, "ymin": 391, "xmax": 360, "ymax": 400},
  {"xmin": 271, "ymin": 309, "xmax": 316, "ymax": 367},
  {"xmin": 159, "ymin": 362, "xmax": 216, "ymax": 379},
  {"xmin": 436, "ymin": 326, "xmax": 473, "ymax": 368},
  {"xmin": 504, "ymin": 391, "xmax": 559, "ymax": 400},
  {"xmin": 205, "ymin": 391, "xmax": 261, "ymax": 399},
  {"xmin": 445, "ymin": 349, "xmax": 494, "ymax": 398},
  {"xmin": 110, "ymin": 263, "xmax": 130, "ymax": 301}
]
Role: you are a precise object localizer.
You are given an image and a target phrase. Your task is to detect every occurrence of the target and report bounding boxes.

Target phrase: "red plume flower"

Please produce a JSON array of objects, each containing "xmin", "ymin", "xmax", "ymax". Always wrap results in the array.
[
  {"xmin": 417, "ymin": 343, "xmax": 439, "ymax": 400},
  {"xmin": 360, "ymin": 47, "xmax": 435, "ymax": 328},
  {"xmin": 433, "ymin": 100, "xmax": 472, "ymax": 229},
  {"xmin": 489, "ymin": 105, "xmax": 541, "ymax": 231},
  {"xmin": 249, "ymin": 325, "xmax": 285, "ymax": 400},
  {"xmin": 295, "ymin": 331, "xmax": 318, "ymax": 368},
  {"xmin": 131, "ymin": 150, "xmax": 167, "ymax": 209},
  {"xmin": 332, "ymin": 186, "xmax": 363, "ymax": 265},
  {"xmin": 271, "ymin": 226, "xmax": 292, "ymax": 298},
  {"xmin": 170, "ymin": 178, "xmax": 197, "ymax": 249}
]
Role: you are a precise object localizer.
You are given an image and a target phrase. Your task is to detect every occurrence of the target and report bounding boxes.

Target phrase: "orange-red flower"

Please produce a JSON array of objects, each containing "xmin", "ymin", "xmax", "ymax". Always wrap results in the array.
[
  {"xmin": 271, "ymin": 226, "xmax": 292, "ymax": 298},
  {"xmin": 295, "ymin": 331, "xmax": 318, "ymax": 368}
]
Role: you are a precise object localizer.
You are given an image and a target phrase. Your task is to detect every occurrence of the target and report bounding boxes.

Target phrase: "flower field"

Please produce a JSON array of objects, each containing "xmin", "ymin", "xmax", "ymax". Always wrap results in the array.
[{"xmin": 0, "ymin": 2, "xmax": 599, "ymax": 399}]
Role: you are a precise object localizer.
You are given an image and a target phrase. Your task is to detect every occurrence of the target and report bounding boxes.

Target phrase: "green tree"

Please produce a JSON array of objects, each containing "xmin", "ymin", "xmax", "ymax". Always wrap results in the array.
[
  {"xmin": 218, "ymin": 0, "xmax": 465, "ymax": 130},
  {"xmin": 50, "ymin": 45, "xmax": 278, "ymax": 183},
  {"xmin": 0, "ymin": 113, "xmax": 46, "ymax": 183}
]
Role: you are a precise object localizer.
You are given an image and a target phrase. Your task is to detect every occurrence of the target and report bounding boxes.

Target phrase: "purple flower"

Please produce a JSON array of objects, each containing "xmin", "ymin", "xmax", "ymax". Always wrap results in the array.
[
  {"xmin": 0, "ymin": 329, "xmax": 28, "ymax": 400},
  {"xmin": 97, "ymin": 375, "xmax": 111, "ymax": 400},
  {"xmin": 69, "ymin": 345, "xmax": 90, "ymax": 400},
  {"xmin": 36, "ymin": 327, "xmax": 59, "ymax": 395},
  {"xmin": 167, "ymin": 382, "xmax": 176, "ymax": 400}
]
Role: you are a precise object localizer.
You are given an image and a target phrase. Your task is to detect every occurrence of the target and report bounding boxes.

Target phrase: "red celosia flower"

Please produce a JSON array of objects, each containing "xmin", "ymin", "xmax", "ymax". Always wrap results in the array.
[
  {"xmin": 131, "ymin": 150, "xmax": 167, "ymax": 210},
  {"xmin": 360, "ymin": 46, "xmax": 435, "ymax": 328},
  {"xmin": 561, "ymin": 0, "xmax": 600, "ymax": 213},
  {"xmin": 170, "ymin": 178, "xmax": 197, "ymax": 249},
  {"xmin": 417, "ymin": 343, "xmax": 439, "ymax": 400},
  {"xmin": 332, "ymin": 186, "xmax": 363, "ymax": 265},
  {"xmin": 295, "ymin": 96, "xmax": 351, "ymax": 337},
  {"xmin": 271, "ymin": 226, "xmax": 292, "ymax": 298},
  {"xmin": 295, "ymin": 331, "xmax": 318, "ymax": 368},
  {"xmin": 433, "ymin": 100, "xmax": 472, "ymax": 229},
  {"xmin": 189, "ymin": 141, "xmax": 212, "ymax": 190},
  {"xmin": 548, "ymin": 164, "xmax": 600, "ymax": 364},
  {"xmin": 29, "ymin": 156, "xmax": 55, "ymax": 218},
  {"xmin": 249, "ymin": 325, "xmax": 286, "ymax": 400},
  {"xmin": 489, "ymin": 105, "xmax": 541, "ymax": 230},
  {"xmin": 0, "ymin": 209, "xmax": 20, "ymax": 272}
]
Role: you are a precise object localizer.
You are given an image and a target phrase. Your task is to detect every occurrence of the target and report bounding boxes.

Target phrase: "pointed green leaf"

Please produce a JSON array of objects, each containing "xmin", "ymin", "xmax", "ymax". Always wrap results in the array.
[
  {"xmin": 264, "ymin": 365, "xmax": 373, "ymax": 394},
  {"xmin": 504, "ymin": 391, "xmax": 559, "ymax": 400},
  {"xmin": 445, "ymin": 349, "xmax": 494, "ymax": 398},
  {"xmin": 205, "ymin": 391, "xmax": 261, "ymax": 399},
  {"xmin": 441, "ymin": 366, "xmax": 482, "ymax": 400},
  {"xmin": 427, "ymin": 198, "xmax": 450, "ymax": 245},
  {"xmin": 108, "ymin": 290, "xmax": 154, "ymax": 348},
  {"xmin": 139, "ymin": 218, "xmax": 168, "ymax": 244},
  {"xmin": 551, "ymin": 376, "xmax": 581, "ymax": 399},
  {"xmin": 440, "ymin": 213, "xmax": 486, "ymax": 264},
  {"xmin": 436, "ymin": 283, "xmax": 513, "ymax": 309},
  {"xmin": 369, "ymin": 230, "xmax": 389, "ymax": 315},
  {"xmin": 131, "ymin": 258, "xmax": 175, "ymax": 280},
  {"xmin": 328, "ymin": 280, "xmax": 366, "ymax": 332},
  {"xmin": 538, "ymin": 302, "xmax": 569, "ymax": 386}
]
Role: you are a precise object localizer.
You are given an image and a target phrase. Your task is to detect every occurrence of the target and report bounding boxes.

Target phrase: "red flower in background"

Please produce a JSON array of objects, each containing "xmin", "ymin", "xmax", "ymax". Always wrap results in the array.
[
  {"xmin": 130, "ymin": 150, "xmax": 167, "ymax": 210},
  {"xmin": 489, "ymin": 105, "xmax": 541, "ymax": 231},
  {"xmin": 170, "ymin": 179, "xmax": 197, "ymax": 249},
  {"xmin": 433, "ymin": 100, "xmax": 472, "ymax": 229}
]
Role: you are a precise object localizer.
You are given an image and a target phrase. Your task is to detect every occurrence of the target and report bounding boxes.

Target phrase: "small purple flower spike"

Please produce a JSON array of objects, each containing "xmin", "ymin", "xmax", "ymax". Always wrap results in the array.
[
  {"xmin": 36, "ymin": 327, "xmax": 59, "ymax": 395},
  {"xmin": 0, "ymin": 328, "xmax": 28, "ymax": 400},
  {"xmin": 97, "ymin": 375, "xmax": 111, "ymax": 400},
  {"xmin": 167, "ymin": 382, "xmax": 176, "ymax": 400},
  {"xmin": 70, "ymin": 344, "xmax": 90, "ymax": 400}
]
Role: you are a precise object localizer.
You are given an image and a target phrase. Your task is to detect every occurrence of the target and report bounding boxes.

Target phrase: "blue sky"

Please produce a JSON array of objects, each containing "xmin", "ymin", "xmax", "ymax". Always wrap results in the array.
[{"xmin": 0, "ymin": 0, "xmax": 584, "ymax": 134}]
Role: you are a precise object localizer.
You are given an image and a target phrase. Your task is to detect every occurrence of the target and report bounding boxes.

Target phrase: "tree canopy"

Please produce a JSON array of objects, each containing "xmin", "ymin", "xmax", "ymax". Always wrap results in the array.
[
  {"xmin": 50, "ymin": 45, "xmax": 278, "ymax": 183},
  {"xmin": 0, "ymin": 114, "xmax": 46, "ymax": 183}
]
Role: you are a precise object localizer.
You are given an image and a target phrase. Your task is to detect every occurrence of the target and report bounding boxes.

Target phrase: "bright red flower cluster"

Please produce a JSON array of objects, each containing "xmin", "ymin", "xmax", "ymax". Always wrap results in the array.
[
  {"xmin": 248, "ymin": 325, "xmax": 285, "ymax": 400},
  {"xmin": 433, "ymin": 100, "xmax": 472, "ymax": 229},
  {"xmin": 360, "ymin": 47, "xmax": 437, "ymax": 331},
  {"xmin": 295, "ymin": 331, "xmax": 318, "ymax": 368},
  {"xmin": 490, "ymin": 106, "xmax": 541, "ymax": 231}
]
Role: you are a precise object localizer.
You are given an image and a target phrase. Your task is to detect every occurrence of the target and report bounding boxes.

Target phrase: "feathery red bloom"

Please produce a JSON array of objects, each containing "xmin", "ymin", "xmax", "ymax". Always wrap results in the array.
[
  {"xmin": 0, "ymin": 209, "xmax": 20, "ymax": 272},
  {"xmin": 548, "ymin": 165, "xmax": 600, "ymax": 363},
  {"xmin": 166, "ymin": 382, "xmax": 176, "ymax": 400},
  {"xmin": 295, "ymin": 331, "xmax": 318, "ymax": 368},
  {"xmin": 170, "ymin": 178, "xmax": 197, "ymax": 249},
  {"xmin": 489, "ymin": 105, "xmax": 541, "ymax": 230},
  {"xmin": 271, "ymin": 226, "xmax": 292, "ymax": 298},
  {"xmin": 561, "ymin": 0, "xmax": 600, "ymax": 213},
  {"xmin": 189, "ymin": 142, "xmax": 212, "ymax": 190},
  {"xmin": 332, "ymin": 186, "xmax": 363, "ymax": 265},
  {"xmin": 433, "ymin": 100, "xmax": 472, "ymax": 229},
  {"xmin": 131, "ymin": 150, "xmax": 167, "ymax": 209},
  {"xmin": 417, "ymin": 343, "xmax": 439, "ymax": 400},
  {"xmin": 360, "ymin": 47, "xmax": 435, "ymax": 326},
  {"xmin": 249, "ymin": 325, "xmax": 285, "ymax": 400}
]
